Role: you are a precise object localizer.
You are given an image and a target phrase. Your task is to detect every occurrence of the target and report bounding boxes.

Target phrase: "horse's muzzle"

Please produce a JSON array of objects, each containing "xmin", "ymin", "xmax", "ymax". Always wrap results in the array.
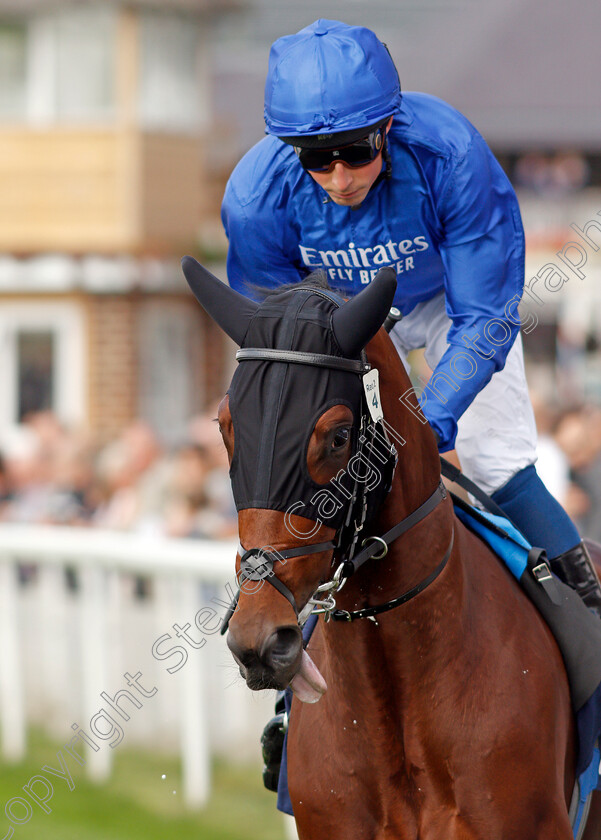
[{"xmin": 227, "ymin": 624, "xmax": 303, "ymax": 691}]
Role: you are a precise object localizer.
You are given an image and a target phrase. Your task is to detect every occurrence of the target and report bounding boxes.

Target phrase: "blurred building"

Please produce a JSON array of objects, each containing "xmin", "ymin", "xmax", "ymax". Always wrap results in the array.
[{"xmin": 0, "ymin": 0, "xmax": 238, "ymax": 447}]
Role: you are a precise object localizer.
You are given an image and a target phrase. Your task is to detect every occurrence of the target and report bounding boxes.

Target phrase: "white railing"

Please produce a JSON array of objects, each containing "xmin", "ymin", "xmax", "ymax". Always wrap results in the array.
[{"xmin": 0, "ymin": 525, "xmax": 275, "ymax": 808}]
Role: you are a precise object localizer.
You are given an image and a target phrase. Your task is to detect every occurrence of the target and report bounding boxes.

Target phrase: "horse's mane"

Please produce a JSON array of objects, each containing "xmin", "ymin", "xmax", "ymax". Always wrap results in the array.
[{"xmin": 250, "ymin": 269, "xmax": 341, "ymax": 300}]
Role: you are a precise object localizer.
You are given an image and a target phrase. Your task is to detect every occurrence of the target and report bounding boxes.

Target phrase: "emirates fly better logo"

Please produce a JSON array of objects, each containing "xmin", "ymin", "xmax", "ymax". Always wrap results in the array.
[{"xmin": 299, "ymin": 236, "xmax": 429, "ymax": 284}]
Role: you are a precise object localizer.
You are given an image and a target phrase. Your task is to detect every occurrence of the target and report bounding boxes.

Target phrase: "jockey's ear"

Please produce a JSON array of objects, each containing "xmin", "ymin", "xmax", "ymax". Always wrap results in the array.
[
  {"xmin": 181, "ymin": 256, "xmax": 258, "ymax": 347},
  {"xmin": 332, "ymin": 267, "xmax": 397, "ymax": 357}
]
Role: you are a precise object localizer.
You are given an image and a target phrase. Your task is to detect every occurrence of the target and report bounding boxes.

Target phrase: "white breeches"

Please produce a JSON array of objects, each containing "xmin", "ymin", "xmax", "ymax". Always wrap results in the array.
[{"xmin": 390, "ymin": 292, "xmax": 538, "ymax": 496}]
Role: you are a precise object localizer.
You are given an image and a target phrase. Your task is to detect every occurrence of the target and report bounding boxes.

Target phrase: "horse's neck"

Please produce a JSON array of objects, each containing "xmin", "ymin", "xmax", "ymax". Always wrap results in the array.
[
  {"xmin": 320, "ymin": 502, "xmax": 461, "ymax": 765},
  {"xmin": 327, "ymin": 327, "xmax": 460, "ymax": 673}
]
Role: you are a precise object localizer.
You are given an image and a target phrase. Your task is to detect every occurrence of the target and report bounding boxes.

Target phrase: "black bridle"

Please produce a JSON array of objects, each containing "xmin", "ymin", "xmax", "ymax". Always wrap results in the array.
[{"xmin": 220, "ymin": 340, "xmax": 453, "ymax": 634}]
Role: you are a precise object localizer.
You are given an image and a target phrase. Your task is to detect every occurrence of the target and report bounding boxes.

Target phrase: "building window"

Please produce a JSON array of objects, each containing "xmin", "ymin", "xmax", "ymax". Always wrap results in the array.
[
  {"xmin": 139, "ymin": 12, "xmax": 202, "ymax": 131},
  {"xmin": 0, "ymin": 7, "xmax": 116, "ymax": 124},
  {"xmin": 0, "ymin": 302, "xmax": 85, "ymax": 442},
  {"xmin": 0, "ymin": 22, "xmax": 27, "ymax": 119},
  {"xmin": 137, "ymin": 302, "xmax": 203, "ymax": 443},
  {"xmin": 17, "ymin": 331, "xmax": 55, "ymax": 422},
  {"xmin": 55, "ymin": 7, "xmax": 115, "ymax": 121}
]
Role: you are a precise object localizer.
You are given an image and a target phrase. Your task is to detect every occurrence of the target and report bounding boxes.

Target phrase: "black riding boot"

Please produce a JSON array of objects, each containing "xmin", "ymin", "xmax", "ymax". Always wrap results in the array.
[
  {"xmin": 260, "ymin": 692, "xmax": 287, "ymax": 792},
  {"xmin": 549, "ymin": 542, "xmax": 601, "ymax": 620}
]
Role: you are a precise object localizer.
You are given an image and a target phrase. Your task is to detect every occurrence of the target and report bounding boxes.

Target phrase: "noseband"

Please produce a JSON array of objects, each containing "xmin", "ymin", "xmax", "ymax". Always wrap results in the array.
[{"xmin": 221, "ymin": 337, "xmax": 453, "ymax": 634}]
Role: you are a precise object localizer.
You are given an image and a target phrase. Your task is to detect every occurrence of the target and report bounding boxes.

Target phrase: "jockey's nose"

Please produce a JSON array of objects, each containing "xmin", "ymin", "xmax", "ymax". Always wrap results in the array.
[{"xmin": 330, "ymin": 161, "xmax": 353, "ymax": 190}]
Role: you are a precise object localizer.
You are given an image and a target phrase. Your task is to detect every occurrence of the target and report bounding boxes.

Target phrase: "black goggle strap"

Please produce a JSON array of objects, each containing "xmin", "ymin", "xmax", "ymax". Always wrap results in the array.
[
  {"xmin": 219, "ymin": 538, "xmax": 336, "ymax": 635},
  {"xmin": 337, "ymin": 360, "xmax": 399, "ymax": 562}
]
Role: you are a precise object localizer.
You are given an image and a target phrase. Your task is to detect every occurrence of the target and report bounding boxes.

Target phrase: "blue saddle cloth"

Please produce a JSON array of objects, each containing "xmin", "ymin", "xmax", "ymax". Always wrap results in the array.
[{"xmin": 276, "ymin": 502, "xmax": 601, "ymax": 837}]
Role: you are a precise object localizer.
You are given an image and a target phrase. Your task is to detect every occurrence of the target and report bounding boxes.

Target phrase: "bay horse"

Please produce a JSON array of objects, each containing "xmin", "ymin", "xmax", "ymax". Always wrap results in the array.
[{"xmin": 182, "ymin": 256, "xmax": 601, "ymax": 839}]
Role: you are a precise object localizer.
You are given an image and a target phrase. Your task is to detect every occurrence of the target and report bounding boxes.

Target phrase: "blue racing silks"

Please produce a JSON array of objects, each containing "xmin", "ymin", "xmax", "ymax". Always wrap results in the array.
[{"xmin": 222, "ymin": 92, "xmax": 526, "ymax": 451}]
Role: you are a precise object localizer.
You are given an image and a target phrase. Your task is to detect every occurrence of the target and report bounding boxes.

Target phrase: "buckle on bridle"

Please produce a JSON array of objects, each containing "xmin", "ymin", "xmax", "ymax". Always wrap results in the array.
[
  {"xmin": 298, "ymin": 561, "xmax": 347, "ymax": 625},
  {"xmin": 239, "ymin": 548, "xmax": 275, "ymax": 582},
  {"xmin": 360, "ymin": 535, "xmax": 388, "ymax": 559}
]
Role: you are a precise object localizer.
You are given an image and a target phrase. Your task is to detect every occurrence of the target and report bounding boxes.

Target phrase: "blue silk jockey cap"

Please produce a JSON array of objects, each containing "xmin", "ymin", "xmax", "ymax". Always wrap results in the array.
[{"xmin": 264, "ymin": 19, "xmax": 402, "ymax": 139}]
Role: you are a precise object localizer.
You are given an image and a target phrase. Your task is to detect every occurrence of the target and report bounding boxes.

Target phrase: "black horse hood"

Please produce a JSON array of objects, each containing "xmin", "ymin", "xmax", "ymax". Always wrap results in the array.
[
  {"xmin": 181, "ymin": 258, "xmax": 397, "ymax": 527},
  {"xmin": 228, "ymin": 285, "xmax": 364, "ymax": 520}
]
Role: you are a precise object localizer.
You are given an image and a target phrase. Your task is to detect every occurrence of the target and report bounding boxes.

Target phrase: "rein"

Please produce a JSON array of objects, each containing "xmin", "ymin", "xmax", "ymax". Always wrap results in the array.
[
  {"xmin": 330, "ymin": 481, "xmax": 453, "ymax": 622},
  {"xmin": 297, "ymin": 479, "xmax": 451, "ymax": 624},
  {"xmin": 340, "ymin": 480, "xmax": 447, "ymax": 578},
  {"xmin": 331, "ymin": 531, "xmax": 454, "ymax": 622}
]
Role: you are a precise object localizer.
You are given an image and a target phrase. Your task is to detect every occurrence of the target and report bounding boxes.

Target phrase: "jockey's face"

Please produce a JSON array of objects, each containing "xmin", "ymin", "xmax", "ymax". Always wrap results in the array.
[
  {"xmin": 307, "ymin": 117, "xmax": 392, "ymax": 208},
  {"xmin": 309, "ymin": 156, "xmax": 383, "ymax": 206}
]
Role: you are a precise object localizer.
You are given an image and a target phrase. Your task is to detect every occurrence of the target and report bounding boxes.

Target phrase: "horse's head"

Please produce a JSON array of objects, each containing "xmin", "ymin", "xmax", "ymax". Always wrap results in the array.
[{"xmin": 182, "ymin": 257, "xmax": 403, "ymax": 702}]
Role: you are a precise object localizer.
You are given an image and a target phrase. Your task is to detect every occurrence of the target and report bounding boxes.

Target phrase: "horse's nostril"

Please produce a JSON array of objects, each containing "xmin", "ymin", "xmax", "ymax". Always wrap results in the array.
[
  {"xmin": 261, "ymin": 626, "xmax": 303, "ymax": 670},
  {"xmin": 227, "ymin": 625, "xmax": 303, "ymax": 690}
]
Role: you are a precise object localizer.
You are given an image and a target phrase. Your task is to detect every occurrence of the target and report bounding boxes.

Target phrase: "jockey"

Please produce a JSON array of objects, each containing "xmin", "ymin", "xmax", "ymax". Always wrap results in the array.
[{"xmin": 221, "ymin": 19, "xmax": 601, "ymax": 616}]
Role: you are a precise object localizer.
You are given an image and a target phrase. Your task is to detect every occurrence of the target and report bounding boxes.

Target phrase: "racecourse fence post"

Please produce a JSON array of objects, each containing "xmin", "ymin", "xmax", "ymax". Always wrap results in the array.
[
  {"xmin": 178, "ymin": 574, "xmax": 210, "ymax": 808},
  {"xmin": 79, "ymin": 562, "xmax": 112, "ymax": 781},
  {"xmin": 0, "ymin": 527, "xmax": 241, "ymax": 794},
  {"xmin": 0, "ymin": 556, "xmax": 26, "ymax": 761},
  {"xmin": 38, "ymin": 563, "xmax": 71, "ymax": 739}
]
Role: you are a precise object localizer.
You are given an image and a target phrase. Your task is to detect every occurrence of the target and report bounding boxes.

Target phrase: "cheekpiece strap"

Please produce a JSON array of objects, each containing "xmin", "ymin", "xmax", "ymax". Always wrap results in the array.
[
  {"xmin": 342, "ymin": 480, "xmax": 448, "ymax": 578},
  {"xmin": 236, "ymin": 348, "xmax": 370, "ymax": 374}
]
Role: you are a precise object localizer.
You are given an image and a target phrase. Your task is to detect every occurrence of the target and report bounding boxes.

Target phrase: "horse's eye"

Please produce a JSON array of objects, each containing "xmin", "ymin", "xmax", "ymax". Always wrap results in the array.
[{"xmin": 331, "ymin": 428, "xmax": 350, "ymax": 450}]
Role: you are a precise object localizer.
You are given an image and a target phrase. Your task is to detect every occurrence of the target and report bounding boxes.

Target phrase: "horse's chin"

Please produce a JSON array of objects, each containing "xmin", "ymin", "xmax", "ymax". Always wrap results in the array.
[{"xmin": 289, "ymin": 650, "xmax": 328, "ymax": 704}]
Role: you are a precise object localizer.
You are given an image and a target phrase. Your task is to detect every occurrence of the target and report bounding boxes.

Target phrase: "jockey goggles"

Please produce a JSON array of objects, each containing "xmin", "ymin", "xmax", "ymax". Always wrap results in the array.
[{"xmin": 293, "ymin": 121, "xmax": 387, "ymax": 173}]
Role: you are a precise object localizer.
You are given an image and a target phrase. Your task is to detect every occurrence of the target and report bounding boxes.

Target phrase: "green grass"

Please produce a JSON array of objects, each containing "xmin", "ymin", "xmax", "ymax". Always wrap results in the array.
[{"xmin": 0, "ymin": 731, "xmax": 286, "ymax": 840}]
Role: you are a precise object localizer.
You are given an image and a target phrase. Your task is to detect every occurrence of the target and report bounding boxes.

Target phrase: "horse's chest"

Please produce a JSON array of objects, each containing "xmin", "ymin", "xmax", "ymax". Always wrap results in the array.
[{"xmin": 287, "ymin": 713, "xmax": 421, "ymax": 839}]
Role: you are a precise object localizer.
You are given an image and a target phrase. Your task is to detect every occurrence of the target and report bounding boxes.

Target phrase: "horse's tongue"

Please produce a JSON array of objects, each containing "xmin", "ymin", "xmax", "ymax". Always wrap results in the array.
[{"xmin": 289, "ymin": 650, "xmax": 327, "ymax": 704}]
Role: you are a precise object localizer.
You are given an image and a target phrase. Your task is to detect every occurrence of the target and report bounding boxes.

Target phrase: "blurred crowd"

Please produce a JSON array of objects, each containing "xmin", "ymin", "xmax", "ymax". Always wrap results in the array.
[
  {"xmin": 0, "ymin": 408, "xmax": 237, "ymax": 540},
  {"xmin": 2, "ymin": 396, "xmax": 601, "ymax": 545},
  {"xmin": 533, "ymin": 395, "xmax": 601, "ymax": 543},
  {"xmin": 513, "ymin": 151, "xmax": 590, "ymax": 194}
]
